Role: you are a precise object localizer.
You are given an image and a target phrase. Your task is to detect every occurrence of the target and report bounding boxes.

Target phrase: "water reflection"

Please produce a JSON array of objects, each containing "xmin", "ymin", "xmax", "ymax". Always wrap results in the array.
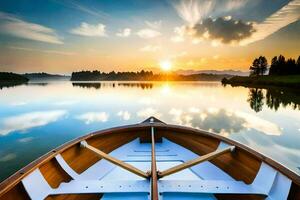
[
  {"xmin": 72, "ymin": 82, "xmax": 102, "ymax": 89},
  {"xmin": 72, "ymin": 82, "xmax": 153, "ymax": 89},
  {"xmin": 169, "ymin": 108, "xmax": 281, "ymax": 136},
  {"xmin": 247, "ymin": 87, "xmax": 300, "ymax": 112},
  {"xmin": 28, "ymin": 82, "xmax": 49, "ymax": 87},
  {"xmin": 266, "ymin": 88, "xmax": 300, "ymax": 111},
  {"xmin": 0, "ymin": 81, "xmax": 299, "ymax": 182},
  {"xmin": 76, "ymin": 112, "xmax": 109, "ymax": 124},
  {"xmin": 0, "ymin": 82, "xmax": 27, "ymax": 90},
  {"xmin": 0, "ymin": 110, "xmax": 67, "ymax": 136},
  {"xmin": 247, "ymin": 88, "xmax": 264, "ymax": 112}
]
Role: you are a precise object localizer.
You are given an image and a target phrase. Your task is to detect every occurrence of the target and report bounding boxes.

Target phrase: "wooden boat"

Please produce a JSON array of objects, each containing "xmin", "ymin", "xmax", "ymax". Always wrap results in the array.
[{"xmin": 0, "ymin": 117, "xmax": 299, "ymax": 200}]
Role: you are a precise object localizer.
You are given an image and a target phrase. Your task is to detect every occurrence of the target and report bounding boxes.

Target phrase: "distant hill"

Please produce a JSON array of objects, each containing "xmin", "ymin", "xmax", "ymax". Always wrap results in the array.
[
  {"xmin": 23, "ymin": 73, "xmax": 70, "ymax": 81},
  {"xmin": 175, "ymin": 69, "xmax": 249, "ymax": 76}
]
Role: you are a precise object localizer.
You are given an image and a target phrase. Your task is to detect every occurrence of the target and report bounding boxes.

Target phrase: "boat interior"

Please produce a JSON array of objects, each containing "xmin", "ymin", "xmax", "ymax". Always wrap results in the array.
[{"xmin": 0, "ymin": 118, "xmax": 299, "ymax": 200}]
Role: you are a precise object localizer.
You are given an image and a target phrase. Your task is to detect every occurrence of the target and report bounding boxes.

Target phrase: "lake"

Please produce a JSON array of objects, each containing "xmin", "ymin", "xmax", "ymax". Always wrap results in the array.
[{"xmin": 0, "ymin": 81, "xmax": 300, "ymax": 182}]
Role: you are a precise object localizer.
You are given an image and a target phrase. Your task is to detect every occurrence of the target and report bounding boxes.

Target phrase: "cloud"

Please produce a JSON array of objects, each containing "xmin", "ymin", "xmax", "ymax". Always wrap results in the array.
[
  {"xmin": 137, "ymin": 107, "xmax": 162, "ymax": 118},
  {"xmin": 171, "ymin": 26, "xmax": 186, "ymax": 42},
  {"xmin": 187, "ymin": 17, "xmax": 255, "ymax": 44},
  {"xmin": 145, "ymin": 20, "xmax": 162, "ymax": 29},
  {"xmin": 117, "ymin": 111, "xmax": 131, "ymax": 120},
  {"xmin": 140, "ymin": 45, "xmax": 161, "ymax": 52},
  {"xmin": 137, "ymin": 28, "xmax": 161, "ymax": 39},
  {"xmin": 76, "ymin": 112, "xmax": 109, "ymax": 124},
  {"xmin": 0, "ymin": 110, "xmax": 67, "ymax": 136},
  {"xmin": 9, "ymin": 46, "xmax": 76, "ymax": 56},
  {"xmin": 116, "ymin": 28, "xmax": 131, "ymax": 37},
  {"xmin": 70, "ymin": 22, "xmax": 106, "ymax": 37},
  {"xmin": 0, "ymin": 12, "xmax": 63, "ymax": 44},
  {"xmin": 225, "ymin": 0, "xmax": 249, "ymax": 11},
  {"xmin": 0, "ymin": 153, "xmax": 16, "ymax": 162},
  {"xmin": 241, "ymin": 0, "xmax": 300, "ymax": 45},
  {"xmin": 173, "ymin": 0, "xmax": 249, "ymax": 26},
  {"xmin": 174, "ymin": 0, "xmax": 214, "ymax": 26},
  {"xmin": 65, "ymin": 0, "xmax": 108, "ymax": 18},
  {"xmin": 173, "ymin": 0, "xmax": 300, "ymax": 45}
]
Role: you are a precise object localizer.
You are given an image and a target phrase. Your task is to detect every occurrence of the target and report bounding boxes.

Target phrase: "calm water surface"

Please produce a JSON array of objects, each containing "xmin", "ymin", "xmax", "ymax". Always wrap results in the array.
[{"xmin": 0, "ymin": 81, "xmax": 300, "ymax": 181}]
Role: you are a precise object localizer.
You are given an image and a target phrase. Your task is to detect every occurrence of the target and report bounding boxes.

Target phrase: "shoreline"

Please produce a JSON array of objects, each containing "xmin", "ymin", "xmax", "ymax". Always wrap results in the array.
[{"xmin": 222, "ymin": 75, "xmax": 300, "ymax": 89}]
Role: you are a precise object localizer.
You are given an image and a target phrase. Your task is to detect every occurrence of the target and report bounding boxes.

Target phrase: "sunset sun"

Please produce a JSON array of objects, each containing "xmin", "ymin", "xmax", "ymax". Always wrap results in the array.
[{"xmin": 160, "ymin": 60, "xmax": 172, "ymax": 71}]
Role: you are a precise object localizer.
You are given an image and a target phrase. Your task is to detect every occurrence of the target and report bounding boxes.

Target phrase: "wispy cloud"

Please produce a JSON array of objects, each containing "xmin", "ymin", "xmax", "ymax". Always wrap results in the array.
[
  {"xmin": 140, "ymin": 45, "xmax": 161, "ymax": 52},
  {"xmin": 173, "ymin": 0, "xmax": 249, "ymax": 26},
  {"xmin": 116, "ymin": 28, "xmax": 131, "ymax": 37},
  {"xmin": 171, "ymin": 26, "xmax": 186, "ymax": 42},
  {"xmin": 241, "ymin": 0, "xmax": 300, "ymax": 45},
  {"xmin": 9, "ymin": 46, "xmax": 76, "ymax": 56},
  {"xmin": 70, "ymin": 22, "xmax": 106, "ymax": 37},
  {"xmin": 174, "ymin": 0, "xmax": 214, "ymax": 26},
  {"xmin": 137, "ymin": 28, "xmax": 161, "ymax": 39},
  {"xmin": 0, "ymin": 12, "xmax": 63, "ymax": 44},
  {"xmin": 145, "ymin": 20, "xmax": 162, "ymax": 29},
  {"xmin": 76, "ymin": 112, "xmax": 109, "ymax": 124},
  {"xmin": 53, "ymin": 0, "xmax": 109, "ymax": 19},
  {"xmin": 0, "ymin": 110, "xmax": 67, "ymax": 136}
]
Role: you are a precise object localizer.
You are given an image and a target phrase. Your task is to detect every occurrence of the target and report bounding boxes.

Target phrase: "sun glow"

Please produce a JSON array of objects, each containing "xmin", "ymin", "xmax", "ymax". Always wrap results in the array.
[{"xmin": 160, "ymin": 60, "xmax": 172, "ymax": 71}]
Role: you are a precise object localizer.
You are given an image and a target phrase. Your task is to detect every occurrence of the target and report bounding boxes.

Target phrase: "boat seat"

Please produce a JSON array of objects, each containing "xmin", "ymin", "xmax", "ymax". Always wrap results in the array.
[
  {"xmin": 160, "ymin": 180, "xmax": 266, "ymax": 194},
  {"xmin": 53, "ymin": 180, "xmax": 149, "ymax": 194},
  {"xmin": 22, "ymin": 169, "xmax": 53, "ymax": 200},
  {"xmin": 22, "ymin": 168, "xmax": 149, "ymax": 199}
]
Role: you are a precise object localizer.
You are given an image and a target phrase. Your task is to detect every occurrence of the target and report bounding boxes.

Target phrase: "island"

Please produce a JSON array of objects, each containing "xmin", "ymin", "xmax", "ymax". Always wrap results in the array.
[
  {"xmin": 23, "ymin": 73, "xmax": 70, "ymax": 81},
  {"xmin": 222, "ymin": 55, "xmax": 300, "ymax": 88},
  {"xmin": 70, "ymin": 70, "xmax": 233, "ymax": 81},
  {"xmin": 0, "ymin": 72, "xmax": 29, "ymax": 89}
]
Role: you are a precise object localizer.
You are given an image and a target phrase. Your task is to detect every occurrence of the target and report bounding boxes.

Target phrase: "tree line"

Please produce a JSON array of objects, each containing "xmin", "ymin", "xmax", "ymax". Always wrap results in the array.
[
  {"xmin": 71, "ymin": 70, "xmax": 233, "ymax": 81},
  {"xmin": 71, "ymin": 70, "xmax": 154, "ymax": 81},
  {"xmin": 249, "ymin": 55, "xmax": 300, "ymax": 76}
]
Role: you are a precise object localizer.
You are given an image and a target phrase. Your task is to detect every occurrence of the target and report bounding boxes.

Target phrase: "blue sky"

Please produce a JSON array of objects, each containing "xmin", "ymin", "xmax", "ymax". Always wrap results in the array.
[{"xmin": 0, "ymin": 0, "xmax": 299, "ymax": 73}]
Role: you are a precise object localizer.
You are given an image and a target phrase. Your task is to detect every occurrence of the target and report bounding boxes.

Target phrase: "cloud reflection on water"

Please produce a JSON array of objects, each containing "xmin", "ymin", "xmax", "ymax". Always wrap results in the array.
[
  {"xmin": 0, "ymin": 110, "xmax": 67, "ymax": 136},
  {"xmin": 137, "ymin": 107, "xmax": 162, "ymax": 118},
  {"xmin": 0, "ymin": 153, "xmax": 16, "ymax": 162},
  {"xmin": 117, "ymin": 111, "xmax": 131, "ymax": 121},
  {"xmin": 76, "ymin": 112, "xmax": 109, "ymax": 124},
  {"xmin": 169, "ymin": 107, "xmax": 281, "ymax": 136}
]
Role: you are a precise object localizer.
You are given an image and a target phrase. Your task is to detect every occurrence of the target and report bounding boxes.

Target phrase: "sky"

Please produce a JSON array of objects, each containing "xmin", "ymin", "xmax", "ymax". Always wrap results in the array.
[{"xmin": 0, "ymin": 0, "xmax": 299, "ymax": 74}]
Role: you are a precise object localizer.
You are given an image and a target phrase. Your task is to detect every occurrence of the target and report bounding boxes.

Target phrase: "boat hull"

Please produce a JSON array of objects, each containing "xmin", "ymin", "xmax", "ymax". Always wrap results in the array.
[{"xmin": 0, "ymin": 119, "xmax": 299, "ymax": 200}]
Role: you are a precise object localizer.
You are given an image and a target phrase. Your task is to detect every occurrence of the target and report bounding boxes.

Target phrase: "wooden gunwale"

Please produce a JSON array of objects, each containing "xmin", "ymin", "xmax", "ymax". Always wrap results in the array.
[{"xmin": 0, "ymin": 122, "xmax": 299, "ymax": 198}]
